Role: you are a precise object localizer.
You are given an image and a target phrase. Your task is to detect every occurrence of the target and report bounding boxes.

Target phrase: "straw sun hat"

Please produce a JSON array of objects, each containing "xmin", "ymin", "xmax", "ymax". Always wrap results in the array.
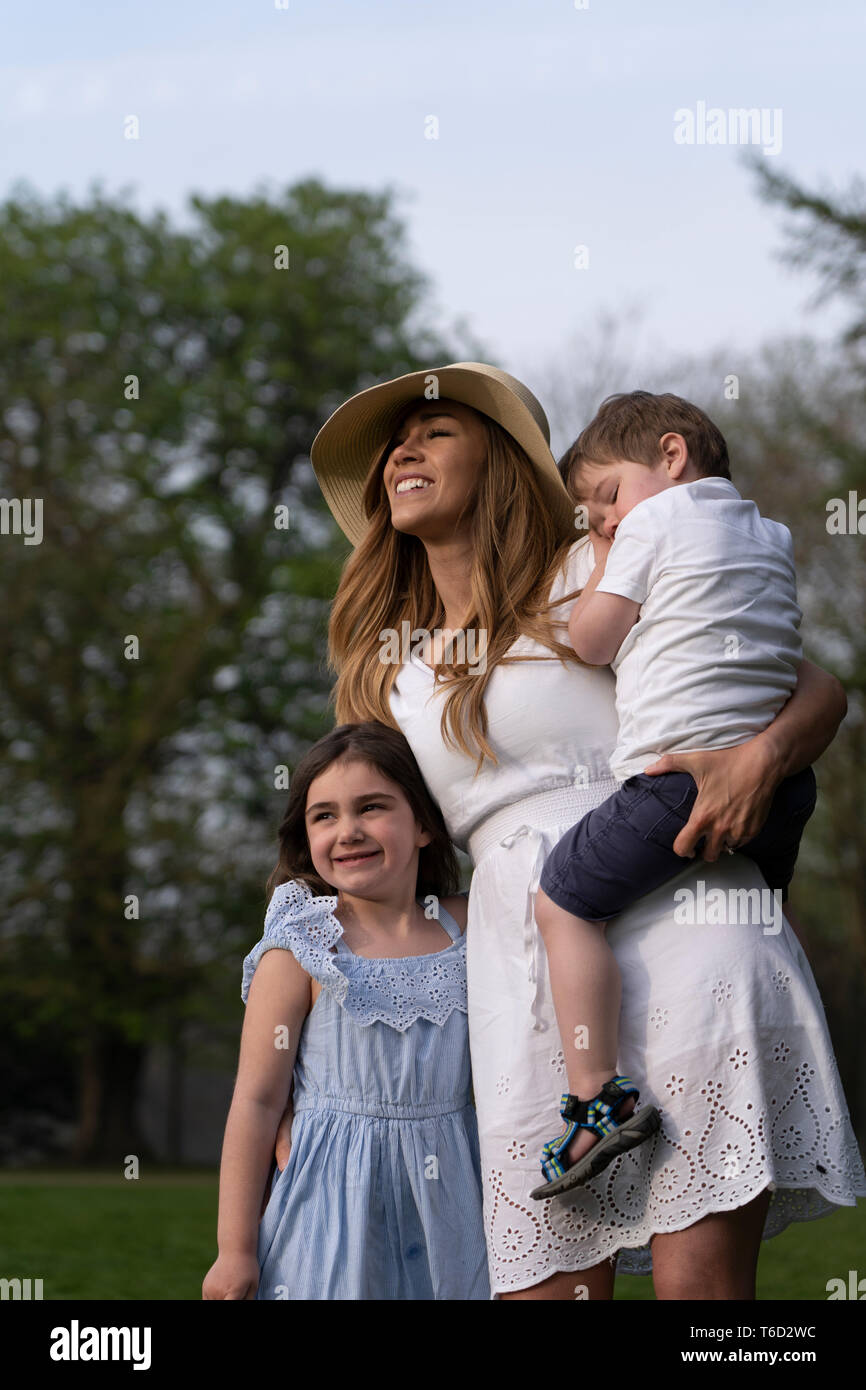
[{"xmin": 309, "ymin": 361, "xmax": 575, "ymax": 548}]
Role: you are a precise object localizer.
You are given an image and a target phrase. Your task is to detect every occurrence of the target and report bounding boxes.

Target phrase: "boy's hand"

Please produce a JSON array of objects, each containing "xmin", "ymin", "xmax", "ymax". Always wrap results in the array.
[
  {"xmin": 570, "ymin": 527, "xmax": 639, "ymax": 667},
  {"xmin": 202, "ymin": 1252, "xmax": 260, "ymax": 1301},
  {"xmin": 589, "ymin": 528, "xmax": 613, "ymax": 566}
]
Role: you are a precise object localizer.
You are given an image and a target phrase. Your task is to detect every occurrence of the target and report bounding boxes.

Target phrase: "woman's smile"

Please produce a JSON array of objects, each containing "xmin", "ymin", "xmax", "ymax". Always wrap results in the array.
[{"xmin": 394, "ymin": 473, "xmax": 435, "ymax": 495}]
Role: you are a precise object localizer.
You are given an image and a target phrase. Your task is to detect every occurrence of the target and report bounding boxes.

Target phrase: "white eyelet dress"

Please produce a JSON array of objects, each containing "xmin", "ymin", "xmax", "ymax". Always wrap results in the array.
[{"xmin": 389, "ymin": 534, "xmax": 866, "ymax": 1298}]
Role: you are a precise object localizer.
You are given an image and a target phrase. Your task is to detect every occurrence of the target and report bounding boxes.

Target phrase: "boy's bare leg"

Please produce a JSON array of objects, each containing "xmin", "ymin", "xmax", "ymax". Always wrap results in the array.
[{"xmin": 534, "ymin": 886, "xmax": 634, "ymax": 1165}]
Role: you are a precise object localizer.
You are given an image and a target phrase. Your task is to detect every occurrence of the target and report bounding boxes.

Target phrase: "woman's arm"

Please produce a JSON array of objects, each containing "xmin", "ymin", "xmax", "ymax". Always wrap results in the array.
[
  {"xmin": 644, "ymin": 659, "xmax": 847, "ymax": 861},
  {"xmin": 202, "ymin": 949, "xmax": 310, "ymax": 1299},
  {"xmin": 758, "ymin": 658, "xmax": 847, "ymax": 776}
]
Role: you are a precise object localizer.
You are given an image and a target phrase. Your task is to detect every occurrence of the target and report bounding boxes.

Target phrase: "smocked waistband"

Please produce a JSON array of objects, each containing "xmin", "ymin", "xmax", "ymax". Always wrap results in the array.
[
  {"xmin": 293, "ymin": 1093, "xmax": 472, "ymax": 1120},
  {"xmin": 467, "ymin": 778, "xmax": 617, "ymax": 864}
]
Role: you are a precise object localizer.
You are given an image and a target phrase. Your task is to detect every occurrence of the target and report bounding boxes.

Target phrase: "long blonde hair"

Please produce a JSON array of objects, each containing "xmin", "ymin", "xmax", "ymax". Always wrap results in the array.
[{"xmin": 327, "ymin": 412, "xmax": 582, "ymax": 774}]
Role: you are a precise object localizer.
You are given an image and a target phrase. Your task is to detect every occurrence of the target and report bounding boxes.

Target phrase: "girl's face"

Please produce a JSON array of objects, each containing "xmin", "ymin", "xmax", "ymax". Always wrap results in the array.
[
  {"xmin": 381, "ymin": 398, "xmax": 487, "ymax": 542},
  {"xmin": 304, "ymin": 757, "xmax": 432, "ymax": 897}
]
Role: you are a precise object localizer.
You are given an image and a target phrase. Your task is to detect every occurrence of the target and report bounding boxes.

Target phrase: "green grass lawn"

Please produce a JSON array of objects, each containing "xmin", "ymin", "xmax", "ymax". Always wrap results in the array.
[{"xmin": 0, "ymin": 1169, "xmax": 862, "ymax": 1300}]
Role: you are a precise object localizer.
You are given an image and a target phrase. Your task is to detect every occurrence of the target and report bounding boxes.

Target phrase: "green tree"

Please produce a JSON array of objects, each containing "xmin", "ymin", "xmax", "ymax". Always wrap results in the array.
[
  {"xmin": 0, "ymin": 178, "xmax": 479, "ymax": 1162},
  {"xmin": 749, "ymin": 160, "xmax": 866, "ymax": 348}
]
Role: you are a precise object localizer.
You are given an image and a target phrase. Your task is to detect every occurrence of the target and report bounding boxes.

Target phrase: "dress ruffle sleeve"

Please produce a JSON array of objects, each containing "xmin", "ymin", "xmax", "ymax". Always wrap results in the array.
[
  {"xmin": 241, "ymin": 879, "xmax": 344, "ymax": 1005},
  {"xmin": 241, "ymin": 878, "xmax": 468, "ymax": 1032}
]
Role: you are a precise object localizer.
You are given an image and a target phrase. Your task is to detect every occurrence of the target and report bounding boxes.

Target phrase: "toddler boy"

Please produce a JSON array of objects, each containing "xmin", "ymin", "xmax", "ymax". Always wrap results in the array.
[{"xmin": 530, "ymin": 391, "xmax": 816, "ymax": 1200}]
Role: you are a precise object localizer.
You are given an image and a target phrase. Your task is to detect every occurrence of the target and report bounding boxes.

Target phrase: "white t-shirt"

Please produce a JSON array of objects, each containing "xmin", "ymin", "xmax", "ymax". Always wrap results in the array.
[{"xmin": 595, "ymin": 477, "xmax": 802, "ymax": 782}]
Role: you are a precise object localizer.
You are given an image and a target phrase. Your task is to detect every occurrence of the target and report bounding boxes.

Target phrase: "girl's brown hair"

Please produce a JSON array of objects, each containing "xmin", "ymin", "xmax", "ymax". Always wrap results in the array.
[
  {"xmin": 265, "ymin": 721, "xmax": 460, "ymax": 906},
  {"xmin": 328, "ymin": 411, "xmax": 581, "ymax": 774}
]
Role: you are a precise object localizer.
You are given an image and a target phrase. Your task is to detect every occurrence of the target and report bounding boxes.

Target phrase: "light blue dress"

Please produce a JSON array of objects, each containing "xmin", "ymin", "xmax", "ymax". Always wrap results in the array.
[{"xmin": 241, "ymin": 879, "xmax": 490, "ymax": 1300}]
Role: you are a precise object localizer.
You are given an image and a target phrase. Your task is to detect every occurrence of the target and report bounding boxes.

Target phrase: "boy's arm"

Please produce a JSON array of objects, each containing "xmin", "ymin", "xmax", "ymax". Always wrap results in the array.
[
  {"xmin": 217, "ymin": 948, "xmax": 310, "ymax": 1259},
  {"xmin": 568, "ymin": 540, "xmax": 641, "ymax": 665}
]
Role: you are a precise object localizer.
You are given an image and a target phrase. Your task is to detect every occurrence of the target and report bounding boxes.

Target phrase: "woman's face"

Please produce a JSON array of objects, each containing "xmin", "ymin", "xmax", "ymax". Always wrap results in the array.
[
  {"xmin": 304, "ymin": 757, "xmax": 431, "ymax": 896},
  {"xmin": 381, "ymin": 398, "xmax": 487, "ymax": 542}
]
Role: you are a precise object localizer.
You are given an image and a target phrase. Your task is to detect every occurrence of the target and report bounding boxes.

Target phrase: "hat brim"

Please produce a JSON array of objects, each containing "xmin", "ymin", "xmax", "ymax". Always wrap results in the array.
[{"xmin": 310, "ymin": 361, "xmax": 575, "ymax": 548}]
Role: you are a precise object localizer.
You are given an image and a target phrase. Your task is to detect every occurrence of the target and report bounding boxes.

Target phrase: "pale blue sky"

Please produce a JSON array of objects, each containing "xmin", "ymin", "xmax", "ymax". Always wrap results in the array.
[{"xmin": 1, "ymin": 0, "xmax": 861, "ymax": 387}]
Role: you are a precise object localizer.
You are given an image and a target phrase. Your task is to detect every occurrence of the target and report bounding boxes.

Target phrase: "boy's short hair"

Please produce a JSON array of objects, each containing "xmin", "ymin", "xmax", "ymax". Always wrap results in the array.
[{"xmin": 559, "ymin": 390, "xmax": 731, "ymax": 496}]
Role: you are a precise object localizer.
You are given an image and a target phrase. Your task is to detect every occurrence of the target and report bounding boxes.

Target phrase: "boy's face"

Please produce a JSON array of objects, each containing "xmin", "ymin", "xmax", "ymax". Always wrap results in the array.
[{"xmin": 580, "ymin": 457, "xmax": 672, "ymax": 540}]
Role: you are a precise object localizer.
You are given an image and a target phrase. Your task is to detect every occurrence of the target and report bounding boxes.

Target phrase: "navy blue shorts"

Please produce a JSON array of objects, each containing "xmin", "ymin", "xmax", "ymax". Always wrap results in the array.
[{"xmin": 538, "ymin": 766, "xmax": 817, "ymax": 923}]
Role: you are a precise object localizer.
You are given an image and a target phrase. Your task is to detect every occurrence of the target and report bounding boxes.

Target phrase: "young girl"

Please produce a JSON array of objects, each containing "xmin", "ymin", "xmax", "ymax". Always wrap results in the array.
[{"xmin": 202, "ymin": 720, "xmax": 489, "ymax": 1301}]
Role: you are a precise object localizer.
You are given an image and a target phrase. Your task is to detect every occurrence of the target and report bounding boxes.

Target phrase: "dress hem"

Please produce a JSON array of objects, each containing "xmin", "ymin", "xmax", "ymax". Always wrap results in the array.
[{"xmin": 488, "ymin": 1175, "xmax": 866, "ymax": 1298}]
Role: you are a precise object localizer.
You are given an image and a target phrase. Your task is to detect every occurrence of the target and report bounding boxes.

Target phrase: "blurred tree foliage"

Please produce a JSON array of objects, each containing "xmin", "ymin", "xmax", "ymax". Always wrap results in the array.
[
  {"xmin": 3, "ymin": 161, "xmax": 864, "ymax": 1165},
  {"xmin": 741, "ymin": 161, "xmax": 866, "ymax": 1133},
  {"xmin": 544, "ymin": 166, "xmax": 866, "ymax": 1137},
  {"xmin": 0, "ymin": 178, "xmax": 476, "ymax": 1161}
]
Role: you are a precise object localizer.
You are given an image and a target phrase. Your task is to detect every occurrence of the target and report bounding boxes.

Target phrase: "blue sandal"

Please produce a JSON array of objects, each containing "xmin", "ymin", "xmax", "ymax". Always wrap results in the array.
[{"xmin": 529, "ymin": 1075, "xmax": 660, "ymax": 1200}]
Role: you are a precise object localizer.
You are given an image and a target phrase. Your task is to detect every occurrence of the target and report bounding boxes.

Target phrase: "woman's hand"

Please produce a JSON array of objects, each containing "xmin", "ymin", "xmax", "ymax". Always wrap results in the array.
[
  {"xmin": 643, "ymin": 739, "xmax": 781, "ymax": 861},
  {"xmin": 274, "ymin": 1100, "xmax": 294, "ymax": 1172},
  {"xmin": 202, "ymin": 1252, "xmax": 260, "ymax": 1301},
  {"xmin": 644, "ymin": 660, "xmax": 846, "ymax": 860},
  {"xmin": 257, "ymin": 1100, "xmax": 294, "ymax": 1219}
]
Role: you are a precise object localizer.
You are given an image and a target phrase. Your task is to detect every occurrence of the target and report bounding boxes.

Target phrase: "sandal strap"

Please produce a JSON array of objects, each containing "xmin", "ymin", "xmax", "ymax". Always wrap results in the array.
[
  {"xmin": 539, "ymin": 1118, "xmax": 582, "ymax": 1181},
  {"xmin": 560, "ymin": 1075, "xmax": 638, "ymax": 1127}
]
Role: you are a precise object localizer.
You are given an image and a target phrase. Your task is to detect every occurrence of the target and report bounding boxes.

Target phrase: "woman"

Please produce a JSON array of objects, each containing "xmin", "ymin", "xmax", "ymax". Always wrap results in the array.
[{"xmin": 283, "ymin": 361, "xmax": 865, "ymax": 1299}]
